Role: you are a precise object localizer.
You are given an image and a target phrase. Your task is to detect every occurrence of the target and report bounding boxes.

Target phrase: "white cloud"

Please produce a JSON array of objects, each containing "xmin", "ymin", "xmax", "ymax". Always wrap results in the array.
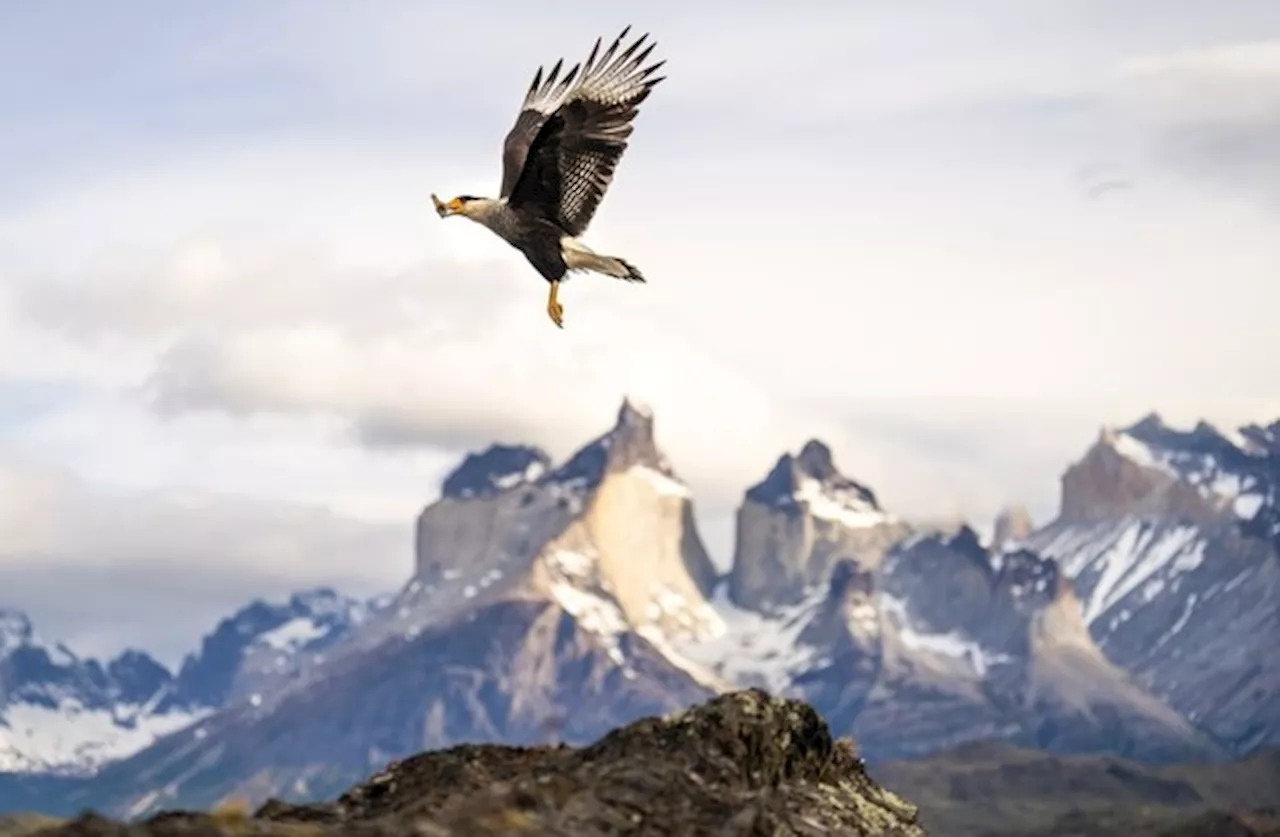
[
  {"xmin": 0, "ymin": 449, "xmax": 410, "ymax": 666},
  {"xmin": 1, "ymin": 2, "xmax": 1278, "ymax": 661},
  {"xmin": 1115, "ymin": 40, "xmax": 1280, "ymax": 207}
]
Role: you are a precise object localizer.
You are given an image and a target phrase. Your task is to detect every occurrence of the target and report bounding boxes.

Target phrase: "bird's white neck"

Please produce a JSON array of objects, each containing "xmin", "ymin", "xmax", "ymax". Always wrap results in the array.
[{"xmin": 461, "ymin": 197, "xmax": 505, "ymax": 224}]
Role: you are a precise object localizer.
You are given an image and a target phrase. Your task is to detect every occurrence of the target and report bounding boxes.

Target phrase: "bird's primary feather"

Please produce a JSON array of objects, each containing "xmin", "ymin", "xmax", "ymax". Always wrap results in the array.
[{"xmin": 499, "ymin": 27, "xmax": 666, "ymax": 237}]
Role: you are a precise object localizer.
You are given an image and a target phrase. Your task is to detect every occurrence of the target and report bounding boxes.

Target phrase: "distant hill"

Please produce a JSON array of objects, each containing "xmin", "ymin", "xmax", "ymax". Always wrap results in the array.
[
  {"xmin": 871, "ymin": 739, "xmax": 1280, "ymax": 836},
  {"xmin": 0, "ymin": 813, "xmax": 62, "ymax": 837}
]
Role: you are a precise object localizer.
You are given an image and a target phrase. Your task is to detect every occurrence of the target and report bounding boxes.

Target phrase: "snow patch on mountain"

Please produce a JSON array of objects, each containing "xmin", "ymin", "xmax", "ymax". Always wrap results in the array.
[
  {"xmin": 629, "ymin": 464, "xmax": 692, "ymax": 499},
  {"xmin": 250, "ymin": 590, "xmax": 380, "ymax": 659},
  {"xmin": 0, "ymin": 700, "xmax": 208, "ymax": 775},
  {"xmin": 255, "ymin": 618, "xmax": 330, "ymax": 654},
  {"xmin": 730, "ymin": 439, "xmax": 909, "ymax": 611},
  {"xmin": 1027, "ymin": 414, "xmax": 1280, "ymax": 752},
  {"xmin": 880, "ymin": 594, "xmax": 1013, "ymax": 677},
  {"xmin": 0, "ymin": 588, "xmax": 390, "ymax": 778},
  {"xmin": 167, "ymin": 587, "xmax": 385, "ymax": 711},
  {"xmin": 668, "ymin": 583, "xmax": 828, "ymax": 694},
  {"xmin": 0, "ymin": 609, "xmax": 207, "ymax": 776},
  {"xmin": 793, "ymin": 476, "xmax": 890, "ymax": 528},
  {"xmin": 1108, "ymin": 431, "xmax": 1170, "ymax": 473},
  {"xmin": 1035, "ymin": 520, "xmax": 1207, "ymax": 628},
  {"xmin": 441, "ymin": 444, "xmax": 552, "ymax": 500},
  {"xmin": 1103, "ymin": 417, "xmax": 1270, "ymax": 521},
  {"xmin": 745, "ymin": 439, "xmax": 892, "ymax": 527},
  {"xmin": 543, "ymin": 547, "xmax": 632, "ymax": 672}
]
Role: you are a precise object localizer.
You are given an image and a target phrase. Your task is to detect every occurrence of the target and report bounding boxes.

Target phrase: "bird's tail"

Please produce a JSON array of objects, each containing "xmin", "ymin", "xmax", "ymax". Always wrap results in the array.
[
  {"xmin": 603, "ymin": 255, "xmax": 645, "ymax": 283},
  {"xmin": 561, "ymin": 237, "xmax": 646, "ymax": 283}
]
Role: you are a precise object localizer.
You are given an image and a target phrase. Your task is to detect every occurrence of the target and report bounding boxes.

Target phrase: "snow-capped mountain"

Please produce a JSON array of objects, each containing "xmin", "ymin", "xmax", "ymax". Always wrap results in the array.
[
  {"xmin": 0, "ymin": 610, "xmax": 200, "ymax": 775},
  {"xmin": 41, "ymin": 400, "xmax": 718, "ymax": 816},
  {"xmin": 438, "ymin": 443, "xmax": 551, "ymax": 500},
  {"xmin": 1024, "ymin": 414, "xmax": 1280, "ymax": 755},
  {"xmin": 5, "ymin": 404, "xmax": 1278, "ymax": 820},
  {"xmin": 728, "ymin": 439, "xmax": 908, "ymax": 611},
  {"xmin": 0, "ymin": 588, "xmax": 384, "ymax": 779},
  {"xmin": 159, "ymin": 587, "xmax": 389, "ymax": 713},
  {"xmin": 856, "ymin": 529, "xmax": 1215, "ymax": 761},
  {"xmin": 329, "ymin": 399, "xmax": 723, "ymax": 660},
  {"xmin": 679, "ymin": 514, "xmax": 1219, "ymax": 762}
]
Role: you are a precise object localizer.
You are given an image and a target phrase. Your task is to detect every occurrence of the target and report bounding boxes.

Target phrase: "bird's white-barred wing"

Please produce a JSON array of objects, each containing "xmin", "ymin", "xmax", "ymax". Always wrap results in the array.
[{"xmin": 500, "ymin": 27, "xmax": 665, "ymax": 236}]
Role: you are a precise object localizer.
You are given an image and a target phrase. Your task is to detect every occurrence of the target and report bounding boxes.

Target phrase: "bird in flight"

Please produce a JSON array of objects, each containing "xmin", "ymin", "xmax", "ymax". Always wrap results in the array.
[{"xmin": 432, "ymin": 27, "xmax": 665, "ymax": 329}]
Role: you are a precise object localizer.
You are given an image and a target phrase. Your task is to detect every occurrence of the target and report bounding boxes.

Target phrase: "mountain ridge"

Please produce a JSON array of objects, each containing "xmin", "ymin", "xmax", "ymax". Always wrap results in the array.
[
  {"xmin": 0, "ymin": 588, "xmax": 386, "ymax": 778},
  {"xmin": 1026, "ymin": 412, "xmax": 1280, "ymax": 756},
  {"xmin": 2, "ymin": 403, "xmax": 1277, "ymax": 820}
]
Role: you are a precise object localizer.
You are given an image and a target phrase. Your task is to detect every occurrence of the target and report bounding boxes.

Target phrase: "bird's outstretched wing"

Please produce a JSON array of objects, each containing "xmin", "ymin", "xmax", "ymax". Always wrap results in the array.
[{"xmin": 500, "ymin": 27, "xmax": 665, "ymax": 237}]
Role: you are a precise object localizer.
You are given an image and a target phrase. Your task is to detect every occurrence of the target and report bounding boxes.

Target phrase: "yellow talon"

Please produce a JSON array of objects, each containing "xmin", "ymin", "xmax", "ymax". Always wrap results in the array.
[{"xmin": 547, "ymin": 280, "xmax": 565, "ymax": 329}]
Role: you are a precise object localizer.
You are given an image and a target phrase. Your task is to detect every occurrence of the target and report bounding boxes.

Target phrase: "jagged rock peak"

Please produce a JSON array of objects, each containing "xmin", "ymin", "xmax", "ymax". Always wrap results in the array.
[
  {"xmin": 947, "ymin": 524, "xmax": 988, "ymax": 562},
  {"xmin": 0, "ymin": 607, "xmax": 82, "ymax": 666},
  {"xmin": 105, "ymin": 650, "xmax": 173, "ymax": 705},
  {"xmin": 0, "ymin": 608, "xmax": 34, "ymax": 654},
  {"xmin": 442, "ymin": 443, "xmax": 552, "ymax": 500},
  {"xmin": 617, "ymin": 395, "xmax": 654, "ymax": 424},
  {"xmin": 1240, "ymin": 420, "xmax": 1280, "ymax": 454},
  {"xmin": 730, "ymin": 440, "xmax": 903, "ymax": 611},
  {"xmin": 746, "ymin": 438, "xmax": 880, "ymax": 514},
  {"xmin": 433, "ymin": 400, "xmax": 676, "ymax": 507},
  {"xmin": 896, "ymin": 524, "xmax": 1000, "ymax": 579},
  {"xmin": 160, "ymin": 587, "xmax": 376, "ymax": 713},
  {"xmin": 607, "ymin": 396, "xmax": 668, "ymax": 469},
  {"xmin": 549, "ymin": 397, "xmax": 676, "ymax": 490},
  {"xmin": 1064, "ymin": 411, "xmax": 1277, "ymax": 525},
  {"xmin": 1101, "ymin": 411, "xmax": 1275, "ymax": 469},
  {"xmin": 796, "ymin": 439, "xmax": 839, "ymax": 479},
  {"xmin": 0, "ymin": 610, "xmax": 192, "ymax": 774},
  {"xmin": 892, "ymin": 524, "xmax": 995, "ymax": 578},
  {"xmin": 881, "ymin": 527, "xmax": 999, "ymax": 620},
  {"xmin": 993, "ymin": 505, "xmax": 1034, "ymax": 550},
  {"xmin": 1127, "ymin": 411, "xmax": 1168, "ymax": 436},
  {"xmin": 995, "ymin": 548, "xmax": 1065, "ymax": 610},
  {"xmin": 409, "ymin": 395, "xmax": 711, "ymax": 636}
]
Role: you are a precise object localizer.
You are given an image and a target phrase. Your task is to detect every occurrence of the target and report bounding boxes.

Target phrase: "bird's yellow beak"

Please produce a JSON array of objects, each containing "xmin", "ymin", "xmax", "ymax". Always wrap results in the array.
[{"xmin": 431, "ymin": 194, "xmax": 463, "ymax": 218}]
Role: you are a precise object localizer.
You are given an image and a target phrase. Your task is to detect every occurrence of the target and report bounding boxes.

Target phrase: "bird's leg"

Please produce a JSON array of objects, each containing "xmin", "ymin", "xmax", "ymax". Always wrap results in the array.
[{"xmin": 546, "ymin": 280, "xmax": 565, "ymax": 329}]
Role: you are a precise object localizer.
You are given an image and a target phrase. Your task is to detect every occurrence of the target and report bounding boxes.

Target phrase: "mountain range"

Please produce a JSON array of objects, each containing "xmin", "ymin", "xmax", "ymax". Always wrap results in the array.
[
  {"xmin": 2, "ymin": 399, "xmax": 1277, "ymax": 820},
  {"xmin": 1, "ymin": 588, "xmax": 385, "ymax": 776}
]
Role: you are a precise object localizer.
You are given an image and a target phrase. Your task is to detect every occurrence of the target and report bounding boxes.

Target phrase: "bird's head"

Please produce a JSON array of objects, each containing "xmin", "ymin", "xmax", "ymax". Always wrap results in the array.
[{"xmin": 432, "ymin": 194, "xmax": 483, "ymax": 219}]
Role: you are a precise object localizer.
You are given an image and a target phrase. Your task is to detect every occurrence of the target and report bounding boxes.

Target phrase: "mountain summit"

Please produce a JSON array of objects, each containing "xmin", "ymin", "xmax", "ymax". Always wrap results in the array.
[
  {"xmin": 1030, "ymin": 413, "xmax": 1280, "ymax": 756},
  {"xmin": 51, "ymin": 400, "xmax": 723, "ymax": 816},
  {"xmin": 729, "ymin": 439, "xmax": 908, "ymax": 611},
  {"xmin": 0, "ymin": 610, "xmax": 197, "ymax": 775},
  {"xmin": 6, "ymin": 406, "xmax": 1279, "ymax": 820},
  {"xmin": 0, "ymin": 589, "xmax": 380, "ymax": 778}
]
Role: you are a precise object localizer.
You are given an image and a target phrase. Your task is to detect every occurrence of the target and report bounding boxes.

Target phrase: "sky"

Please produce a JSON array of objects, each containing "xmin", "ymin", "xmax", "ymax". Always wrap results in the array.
[{"xmin": 1, "ymin": 0, "xmax": 1278, "ymax": 667}]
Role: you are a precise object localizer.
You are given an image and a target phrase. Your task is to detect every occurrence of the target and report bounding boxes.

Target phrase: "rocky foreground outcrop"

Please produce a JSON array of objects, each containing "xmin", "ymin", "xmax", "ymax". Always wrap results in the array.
[{"xmin": 31, "ymin": 690, "xmax": 923, "ymax": 837}]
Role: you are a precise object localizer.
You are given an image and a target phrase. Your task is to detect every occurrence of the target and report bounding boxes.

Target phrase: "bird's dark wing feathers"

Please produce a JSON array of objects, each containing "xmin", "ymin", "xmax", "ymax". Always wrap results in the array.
[{"xmin": 499, "ymin": 27, "xmax": 665, "ymax": 236}]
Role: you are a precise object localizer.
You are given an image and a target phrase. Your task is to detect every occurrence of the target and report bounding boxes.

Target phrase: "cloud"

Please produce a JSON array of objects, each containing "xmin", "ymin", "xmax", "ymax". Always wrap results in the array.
[
  {"xmin": 5, "ymin": 132, "xmax": 1278, "ymax": 518},
  {"xmin": 1071, "ymin": 39, "xmax": 1280, "ymax": 209},
  {"xmin": 2, "ymin": 2, "xmax": 1279, "ymax": 660},
  {"xmin": 0, "ymin": 450, "xmax": 410, "ymax": 666},
  {"xmin": 129, "ymin": 259, "xmax": 828, "ymax": 516}
]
